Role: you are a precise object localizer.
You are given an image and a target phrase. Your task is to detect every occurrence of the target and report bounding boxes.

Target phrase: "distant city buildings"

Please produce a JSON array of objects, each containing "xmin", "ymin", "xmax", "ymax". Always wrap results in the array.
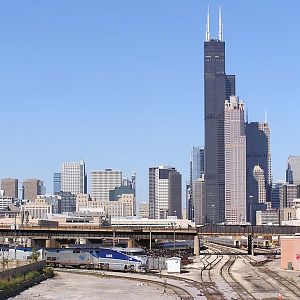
[
  {"xmin": 61, "ymin": 160, "xmax": 87, "ymax": 195},
  {"xmin": 224, "ymin": 96, "xmax": 246, "ymax": 224},
  {"xmin": 22, "ymin": 197, "xmax": 52, "ymax": 219},
  {"xmin": 280, "ymin": 183, "xmax": 300, "ymax": 208},
  {"xmin": 246, "ymin": 121, "xmax": 272, "ymax": 222},
  {"xmin": 271, "ymin": 180, "xmax": 284, "ymax": 209},
  {"xmin": 193, "ymin": 176, "xmax": 205, "ymax": 225},
  {"xmin": 139, "ymin": 202, "xmax": 149, "ymax": 218},
  {"xmin": 76, "ymin": 193, "xmax": 135, "ymax": 218},
  {"xmin": 56, "ymin": 191, "xmax": 77, "ymax": 213},
  {"xmin": 0, "ymin": 197, "xmax": 14, "ymax": 210},
  {"xmin": 286, "ymin": 156, "xmax": 300, "ymax": 185},
  {"xmin": 1, "ymin": 178, "xmax": 18, "ymax": 199},
  {"xmin": 187, "ymin": 147, "xmax": 204, "ymax": 221},
  {"xmin": 91, "ymin": 169, "xmax": 122, "ymax": 201},
  {"xmin": 149, "ymin": 166, "xmax": 182, "ymax": 219},
  {"xmin": 53, "ymin": 172, "xmax": 61, "ymax": 194},
  {"xmin": 22, "ymin": 179, "xmax": 45, "ymax": 201}
]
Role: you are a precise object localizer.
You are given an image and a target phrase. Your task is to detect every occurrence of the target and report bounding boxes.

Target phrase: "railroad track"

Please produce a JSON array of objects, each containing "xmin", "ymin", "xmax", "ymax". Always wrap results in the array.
[
  {"xmin": 245, "ymin": 256, "xmax": 300, "ymax": 299},
  {"xmin": 197, "ymin": 249, "xmax": 225, "ymax": 300},
  {"xmin": 208, "ymin": 241, "xmax": 300, "ymax": 299},
  {"xmin": 55, "ymin": 268, "xmax": 194, "ymax": 300},
  {"xmin": 220, "ymin": 255, "xmax": 257, "ymax": 300}
]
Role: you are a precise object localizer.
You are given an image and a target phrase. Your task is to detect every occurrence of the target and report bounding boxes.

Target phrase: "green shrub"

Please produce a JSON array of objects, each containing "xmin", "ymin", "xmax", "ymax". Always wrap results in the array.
[{"xmin": 42, "ymin": 267, "xmax": 53, "ymax": 276}]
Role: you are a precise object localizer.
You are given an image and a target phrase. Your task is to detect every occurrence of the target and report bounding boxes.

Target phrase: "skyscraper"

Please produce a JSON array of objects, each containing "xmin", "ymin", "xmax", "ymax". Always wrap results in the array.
[
  {"xmin": 224, "ymin": 96, "xmax": 246, "ymax": 224},
  {"xmin": 246, "ymin": 121, "xmax": 272, "ymax": 221},
  {"xmin": 0, "ymin": 178, "xmax": 18, "ymax": 199},
  {"xmin": 53, "ymin": 173, "xmax": 61, "ymax": 194},
  {"xmin": 22, "ymin": 179, "xmax": 44, "ymax": 201},
  {"xmin": 193, "ymin": 176, "xmax": 205, "ymax": 225},
  {"xmin": 148, "ymin": 166, "xmax": 182, "ymax": 219},
  {"xmin": 91, "ymin": 169, "xmax": 122, "ymax": 201},
  {"xmin": 204, "ymin": 8, "xmax": 235, "ymax": 223},
  {"xmin": 61, "ymin": 160, "xmax": 87, "ymax": 195},
  {"xmin": 286, "ymin": 156, "xmax": 300, "ymax": 185},
  {"xmin": 187, "ymin": 147, "xmax": 205, "ymax": 220}
]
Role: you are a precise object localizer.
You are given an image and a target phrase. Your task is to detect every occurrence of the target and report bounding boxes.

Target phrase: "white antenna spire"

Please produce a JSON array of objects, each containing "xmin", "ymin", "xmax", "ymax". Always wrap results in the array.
[
  {"xmin": 205, "ymin": 6, "xmax": 210, "ymax": 41},
  {"xmin": 218, "ymin": 7, "xmax": 223, "ymax": 41}
]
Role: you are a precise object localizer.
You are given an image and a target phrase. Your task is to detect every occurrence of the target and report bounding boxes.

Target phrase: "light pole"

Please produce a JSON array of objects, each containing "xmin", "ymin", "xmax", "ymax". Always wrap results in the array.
[{"xmin": 211, "ymin": 204, "xmax": 215, "ymax": 224}]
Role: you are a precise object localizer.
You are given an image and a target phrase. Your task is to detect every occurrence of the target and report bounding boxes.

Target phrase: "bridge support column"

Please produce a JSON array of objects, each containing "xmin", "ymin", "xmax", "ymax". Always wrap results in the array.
[
  {"xmin": 46, "ymin": 239, "xmax": 59, "ymax": 248},
  {"xmin": 127, "ymin": 238, "xmax": 136, "ymax": 248},
  {"xmin": 79, "ymin": 238, "xmax": 90, "ymax": 244},
  {"xmin": 248, "ymin": 235, "xmax": 254, "ymax": 255},
  {"xmin": 26, "ymin": 238, "xmax": 32, "ymax": 247},
  {"xmin": 194, "ymin": 235, "xmax": 200, "ymax": 256},
  {"xmin": 29, "ymin": 239, "xmax": 46, "ymax": 249}
]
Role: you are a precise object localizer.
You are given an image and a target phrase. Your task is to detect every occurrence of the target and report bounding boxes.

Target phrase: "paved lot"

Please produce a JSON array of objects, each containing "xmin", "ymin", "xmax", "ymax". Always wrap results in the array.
[{"xmin": 11, "ymin": 271, "xmax": 179, "ymax": 300}]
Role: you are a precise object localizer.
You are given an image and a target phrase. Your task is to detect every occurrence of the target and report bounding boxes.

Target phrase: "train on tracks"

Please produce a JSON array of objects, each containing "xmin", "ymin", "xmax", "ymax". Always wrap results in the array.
[
  {"xmin": 0, "ymin": 246, "xmax": 148, "ymax": 272},
  {"xmin": 205, "ymin": 236, "xmax": 271, "ymax": 249}
]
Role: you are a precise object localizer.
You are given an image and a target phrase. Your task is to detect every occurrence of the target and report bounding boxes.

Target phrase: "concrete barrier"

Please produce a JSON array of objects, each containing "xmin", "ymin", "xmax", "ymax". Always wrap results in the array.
[
  {"xmin": 0, "ymin": 260, "xmax": 46, "ymax": 281},
  {"xmin": 0, "ymin": 272, "xmax": 53, "ymax": 299}
]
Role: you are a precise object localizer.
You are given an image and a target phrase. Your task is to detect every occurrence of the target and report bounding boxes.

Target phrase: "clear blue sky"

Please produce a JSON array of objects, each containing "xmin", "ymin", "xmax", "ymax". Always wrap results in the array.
[{"xmin": 0, "ymin": 1, "xmax": 299, "ymax": 204}]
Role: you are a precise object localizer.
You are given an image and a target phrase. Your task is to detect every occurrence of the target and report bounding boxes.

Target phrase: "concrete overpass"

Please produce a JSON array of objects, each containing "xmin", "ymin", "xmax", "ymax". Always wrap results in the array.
[{"xmin": 1, "ymin": 224, "xmax": 300, "ymax": 240}]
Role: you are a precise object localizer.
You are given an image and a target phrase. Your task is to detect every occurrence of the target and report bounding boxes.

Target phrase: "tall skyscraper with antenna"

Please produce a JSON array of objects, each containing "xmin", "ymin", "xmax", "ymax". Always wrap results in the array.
[{"xmin": 204, "ymin": 8, "xmax": 235, "ymax": 223}]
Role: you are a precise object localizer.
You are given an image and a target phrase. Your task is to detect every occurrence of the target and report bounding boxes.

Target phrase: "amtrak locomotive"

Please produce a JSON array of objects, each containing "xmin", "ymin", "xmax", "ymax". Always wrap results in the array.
[
  {"xmin": 45, "ymin": 247, "xmax": 148, "ymax": 272},
  {"xmin": 0, "ymin": 246, "xmax": 148, "ymax": 272}
]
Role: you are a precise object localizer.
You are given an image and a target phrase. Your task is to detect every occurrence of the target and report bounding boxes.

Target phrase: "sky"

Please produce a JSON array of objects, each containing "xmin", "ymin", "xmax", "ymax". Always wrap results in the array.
[{"xmin": 0, "ymin": 1, "xmax": 300, "ymax": 205}]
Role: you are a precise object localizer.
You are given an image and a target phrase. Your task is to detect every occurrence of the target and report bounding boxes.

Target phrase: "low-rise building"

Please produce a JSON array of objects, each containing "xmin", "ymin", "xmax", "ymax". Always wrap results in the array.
[
  {"xmin": 21, "ymin": 198, "xmax": 52, "ymax": 219},
  {"xmin": 256, "ymin": 209, "xmax": 279, "ymax": 225},
  {"xmin": 281, "ymin": 236, "xmax": 300, "ymax": 271},
  {"xmin": 0, "ymin": 197, "xmax": 14, "ymax": 210},
  {"xmin": 76, "ymin": 193, "xmax": 136, "ymax": 218},
  {"xmin": 139, "ymin": 202, "xmax": 149, "ymax": 218}
]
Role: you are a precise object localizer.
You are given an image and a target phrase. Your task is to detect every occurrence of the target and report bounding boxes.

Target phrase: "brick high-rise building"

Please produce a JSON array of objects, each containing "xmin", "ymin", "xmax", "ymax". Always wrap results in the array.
[
  {"xmin": 22, "ymin": 179, "xmax": 44, "ymax": 201},
  {"xmin": 1, "ymin": 178, "xmax": 18, "ymax": 198}
]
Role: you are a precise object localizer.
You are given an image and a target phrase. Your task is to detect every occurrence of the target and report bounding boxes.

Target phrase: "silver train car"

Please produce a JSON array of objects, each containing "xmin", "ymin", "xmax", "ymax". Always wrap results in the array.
[
  {"xmin": 240, "ymin": 238, "xmax": 271, "ymax": 249},
  {"xmin": 205, "ymin": 237, "xmax": 241, "ymax": 248},
  {"xmin": 45, "ymin": 247, "xmax": 148, "ymax": 272}
]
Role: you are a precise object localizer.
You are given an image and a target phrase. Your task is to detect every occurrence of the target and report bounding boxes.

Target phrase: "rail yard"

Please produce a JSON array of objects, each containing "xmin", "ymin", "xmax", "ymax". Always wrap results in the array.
[{"xmin": 7, "ymin": 235, "xmax": 300, "ymax": 300}]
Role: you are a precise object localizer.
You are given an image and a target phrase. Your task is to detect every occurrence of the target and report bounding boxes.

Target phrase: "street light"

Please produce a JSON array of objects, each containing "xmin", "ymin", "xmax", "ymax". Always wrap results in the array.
[{"xmin": 211, "ymin": 204, "xmax": 215, "ymax": 224}]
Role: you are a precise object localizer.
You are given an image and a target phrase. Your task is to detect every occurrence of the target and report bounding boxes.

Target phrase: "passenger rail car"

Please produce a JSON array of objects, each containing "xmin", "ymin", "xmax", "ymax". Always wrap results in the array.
[
  {"xmin": 205, "ymin": 237, "xmax": 241, "ymax": 248},
  {"xmin": 45, "ymin": 247, "xmax": 147, "ymax": 272}
]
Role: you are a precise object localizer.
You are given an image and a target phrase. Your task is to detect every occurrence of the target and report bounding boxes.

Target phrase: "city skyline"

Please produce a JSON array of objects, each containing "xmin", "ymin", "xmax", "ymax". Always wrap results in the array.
[{"xmin": 0, "ymin": 1, "xmax": 300, "ymax": 204}]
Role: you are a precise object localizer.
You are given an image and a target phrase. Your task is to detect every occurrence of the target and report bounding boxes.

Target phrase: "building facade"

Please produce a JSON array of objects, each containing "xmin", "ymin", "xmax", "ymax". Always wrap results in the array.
[
  {"xmin": 193, "ymin": 176, "xmax": 205, "ymax": 225},
  {"xmin": 246, "ymin": 121, "xmax": 272, "ymax": 221},
  {"xmin": 224, "ymin": 96, "xmax": 246, "ymax": 224},
  {"xmin": 139, "ymin": 202, "xmax": 149, "ymax": 218},
  {"xmin": 271, "ymin": 180, "xmax": 285, "ymax": 209},
  {"xmin": 187, "ymin": 147, "xmax": 205, "ymax": 220},
  {"xmin": 22, "ymin": 179, "xmax": 44, "ymax": 201},
  {"xmin": 286, "ymin": 156, "xmax": 300, "ymax": 185},
  {"xmin": 0, "ymin": 178, "xmax": 18, "ymax": 199},
  {"xmin": 149, "ymin": 166, "xmax": 182, "ymax": 219},
  {"xmin": 280, "ymin": 184, "xmax": 300, "ymax": 208},
  {"xmin": 55, "ymin": 191, "xmax": 76, "ymax": 213},
  {"xmin": 53, "ymin": 172, "xmax": 61, "ymax": 194},
  {"xmin": 90, "ymin": 169, "xmax": 122, "ymax": 201},
  {"xmin": 76, "ymin": 193, "xmax": 135, "ymax": 218},
  {"xmin": 21, "ymin": 198, "xmax": 52, "ymax": 219},
  {"xmin": 204, "ymin": 10, "xmax": 235, "ymax": 224},
  {"xmin": 61, "ymin": 160, "xmax": 87, "ymax": 195}
]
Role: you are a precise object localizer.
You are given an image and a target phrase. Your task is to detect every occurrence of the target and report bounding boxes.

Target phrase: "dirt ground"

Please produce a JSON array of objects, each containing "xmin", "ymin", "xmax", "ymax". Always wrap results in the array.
[{"xmin": 10, "ymin": 271, "xmax": 180, "ymax": 300}]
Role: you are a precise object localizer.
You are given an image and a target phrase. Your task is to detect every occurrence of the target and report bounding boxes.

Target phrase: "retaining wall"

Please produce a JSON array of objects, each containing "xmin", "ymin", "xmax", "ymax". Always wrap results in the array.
[{"xmin": 0, "ymin": 260, "xmax": 46, "ymax": 280}]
